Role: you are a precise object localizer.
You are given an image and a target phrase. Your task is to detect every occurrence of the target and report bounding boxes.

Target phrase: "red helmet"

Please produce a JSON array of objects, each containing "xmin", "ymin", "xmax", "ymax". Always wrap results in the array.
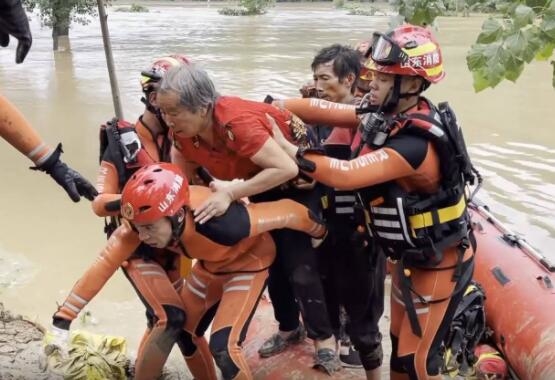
[
  {"xmin": 474, "ymin": 344, "xmax": 508, "ymax": 379},
  {"xmin": 140, "ymin": 54, "xmax": 191, "ymax": 91},
  {"xmin": 121, "ymin": 163, "xmax": 190, "ymax": 224},
  {"xmin": 354, "ymin": 40, "xmax": 374, "ymax": 81},
  {"xmin": 365, "ymin": 24, "xmax": 445, "ymax": 83}
]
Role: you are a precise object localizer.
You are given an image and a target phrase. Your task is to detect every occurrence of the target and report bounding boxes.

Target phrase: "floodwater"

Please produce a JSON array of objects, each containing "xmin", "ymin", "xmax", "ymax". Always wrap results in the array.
[{"xmin": 0, "ymin": 1, "xmax": 553, "ymax": 371}]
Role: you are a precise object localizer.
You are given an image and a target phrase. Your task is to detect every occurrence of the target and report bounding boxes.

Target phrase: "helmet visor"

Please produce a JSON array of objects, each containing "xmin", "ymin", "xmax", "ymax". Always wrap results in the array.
[
  {"xmin": 370, "ymin": 32, "xmax": 408, "ymax": 66},
  {"xmin": 140, "ymin": 69, "xmax": 162, "ymax": 87}
]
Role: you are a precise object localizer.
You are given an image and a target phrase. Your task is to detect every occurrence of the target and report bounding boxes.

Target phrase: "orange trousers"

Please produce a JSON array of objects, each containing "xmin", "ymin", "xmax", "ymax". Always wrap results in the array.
[
  {"xmin": 122, "ymin": 252, "xmax": 187, "ymax": 380},
  {"xmin": 178, "ymin": 263, "xmax": 268, "ymax": 380},
  {"xmin": 389, "ymin": 246, "xmax": 474, "ymax": 379}
]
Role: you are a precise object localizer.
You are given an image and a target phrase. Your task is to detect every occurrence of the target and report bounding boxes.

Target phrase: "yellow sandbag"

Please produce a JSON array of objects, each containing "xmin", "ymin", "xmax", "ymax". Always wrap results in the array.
[{"xmin": 44, "ymin": 330, "xmax": 128, "ymax": 380}]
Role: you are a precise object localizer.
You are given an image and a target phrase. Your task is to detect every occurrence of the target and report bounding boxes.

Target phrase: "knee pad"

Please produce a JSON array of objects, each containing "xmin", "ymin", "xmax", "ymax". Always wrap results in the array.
[
  {"xmin": 176, "ymin": 330, "xmax": 197, "ymax": 357},
  {"xmin": 389, "ymin": 333, "xmax": 417, "ymax": 376},
  {"xmin": 209, "ymin": 327, "xmax": 239, "ymax": 380},
  {"xmin": 163, "ymin": 305, "xmax": 186, "ymax": 334},
  {"xmin": 389, "ymin": 333, "xmax": 405, "ymax": 373},
  {"xmin": 145, "ymin": 309, "xmax": 155, "ymax": 329}
]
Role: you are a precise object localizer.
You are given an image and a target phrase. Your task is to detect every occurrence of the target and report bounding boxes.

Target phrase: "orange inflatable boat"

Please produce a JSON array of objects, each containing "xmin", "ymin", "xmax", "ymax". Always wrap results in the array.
[
  {"xmin": 242, "ymin": 197, "xmax": 555, "ymax": 380},
  {"xmin": 470, "ymin": 199, "xmax": 555, "ymax": 380}
]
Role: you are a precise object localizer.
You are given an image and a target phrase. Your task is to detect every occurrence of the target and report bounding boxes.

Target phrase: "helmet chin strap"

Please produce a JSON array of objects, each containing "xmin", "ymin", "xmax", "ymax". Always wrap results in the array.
[
  {"xmin": 155, "ymin": 109, "xmax": 170, "ymax": 132},
  {"xmin": 141, "ymin": 93, "xmax": 158, "ymax": 115},
  {"xmin": 141, "ymin": 92, "xmax": 170, "ymax": 132},
  {"xmin": 381, "ymin": 75, "xmax": 421, "ymax": 113},
  {"xmin": 167, "ymin": 208, "xmax": 186, "ymax": 247}
]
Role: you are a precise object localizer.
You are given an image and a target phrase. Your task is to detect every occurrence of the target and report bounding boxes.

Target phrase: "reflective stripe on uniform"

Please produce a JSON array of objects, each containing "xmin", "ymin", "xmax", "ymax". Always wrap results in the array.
[
  {"xmin": 373, "ymin": 219, "xmax": 401, "ymax": 228},
  {"xmin": 371, "ymin": 206, "xmax": 398, "ymax": 215},
  {"xmin": 186, "ymin": 281, "xmax": 207, "ymax": 299},
  {"xmin": 335, "ymin": 195, "xmax": 356, "ymax": 202},
  {"xmin": 397, "ymin": 198, "xmax": 416, "ymax": 247},
  {"xmin": 377, "ymin": 231, "xmax": 405, "ymax": 240},
  {"xmin": 336, "ymin": 206, "xmax": 355, "ymax": 214},
  {"xmin": 224, "ymin": 285, "xmax": 251, "ymax": 293},
  {"xmin": 409, "ymin": 195, "xmax": 467, "ymax": 230}
]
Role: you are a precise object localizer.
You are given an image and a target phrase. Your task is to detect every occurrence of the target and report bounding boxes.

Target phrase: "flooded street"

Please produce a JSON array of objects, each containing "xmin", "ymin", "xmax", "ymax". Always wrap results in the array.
[{"xmin": 0, "ymin": 2, "xmax": 554, "ymax": 366}]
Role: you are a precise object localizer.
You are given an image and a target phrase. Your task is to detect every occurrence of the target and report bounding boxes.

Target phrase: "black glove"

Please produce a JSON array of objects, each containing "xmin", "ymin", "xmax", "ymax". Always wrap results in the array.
[
  {"xmin": 295, "ymin": 146, "xmax": 325, "ymax": 173},
  {"xmin": 0, "ymin": 0, "xmax": 32, "ymax": 63},
  {"xmin": 31, "ymin": 144, "xmax": 98, "ymax": 202},
  {"xmin": 104, "ymin": 198, "xmax": 121, "ymax": 212}
]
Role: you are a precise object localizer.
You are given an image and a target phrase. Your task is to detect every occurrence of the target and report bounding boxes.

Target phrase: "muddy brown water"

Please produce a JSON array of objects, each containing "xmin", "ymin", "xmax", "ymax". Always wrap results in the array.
[{"xmin": 0, "ymin": 3, "xmax": 553, "ymax": 377}]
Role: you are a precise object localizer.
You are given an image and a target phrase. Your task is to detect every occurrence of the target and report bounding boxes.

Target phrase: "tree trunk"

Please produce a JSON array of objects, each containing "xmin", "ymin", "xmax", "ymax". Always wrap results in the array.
[{"xmin": 52, "ymin": 9, "xmax": 71, "ymax": 51}]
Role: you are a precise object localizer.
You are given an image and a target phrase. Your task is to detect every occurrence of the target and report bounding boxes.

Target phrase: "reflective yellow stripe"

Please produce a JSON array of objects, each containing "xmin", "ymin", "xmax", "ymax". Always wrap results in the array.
[
  {"xmin": 477, "ymin": 352, "xmax": 503, "ymax": 361},
  {"xmin": 409, "ymin": 196, "xmax": 467, "ymax": 230},
  {"xmin": 425, "ymin": 64, "xmax": 443, "ymax": 77},
  {"xmin": 403, "ymin": 42, "xmax": 436, "ymax": 57}
]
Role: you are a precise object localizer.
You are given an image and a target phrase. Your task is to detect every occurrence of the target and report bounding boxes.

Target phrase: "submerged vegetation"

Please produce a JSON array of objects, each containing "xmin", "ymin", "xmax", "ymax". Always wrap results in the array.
[
  {"xmin": 346, "ymin": 5, "xmax": 380, "ymax": 15},
  {"xmin": 21, "ymin": 0, "xmax": 554, "ymax": 90},
  {"xmin": 219, "ymin": 0, "xmax": 274, "ymax": 15},
  {"xmin": 115, "ymin": 3, "xmax": 149, "ymax": 12},
  {"xmin": 23, "ymin": 0, "xmax": 97, "ymax": 50}
]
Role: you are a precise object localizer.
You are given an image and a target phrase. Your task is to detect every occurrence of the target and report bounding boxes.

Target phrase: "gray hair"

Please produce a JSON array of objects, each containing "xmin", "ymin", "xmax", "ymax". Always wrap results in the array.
[{"xmin": 158, "ymin": 63, "xmax": 218, "ymax": 112}]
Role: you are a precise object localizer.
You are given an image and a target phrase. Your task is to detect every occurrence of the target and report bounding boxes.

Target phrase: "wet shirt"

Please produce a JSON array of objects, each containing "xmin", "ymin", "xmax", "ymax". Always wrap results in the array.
[{"xmin": 173, "ymin": 96, "xmax": 294, "ymax": 181}]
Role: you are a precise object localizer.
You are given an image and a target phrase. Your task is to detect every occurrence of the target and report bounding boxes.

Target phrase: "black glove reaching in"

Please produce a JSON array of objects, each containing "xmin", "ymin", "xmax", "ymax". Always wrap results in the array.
[
  {"xmin": 31, "ymin": 144, "xmax": 98, "ymax": 202},
  {"xmin": 0, "ymin": 0, "xmax": 32, "ymax": 63}
]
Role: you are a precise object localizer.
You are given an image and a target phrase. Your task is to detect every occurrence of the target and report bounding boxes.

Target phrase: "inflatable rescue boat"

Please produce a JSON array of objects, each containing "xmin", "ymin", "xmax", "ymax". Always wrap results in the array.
[
  {"xmin": 470, "ymin": 199, "xmax": 555, "ymax": 380},
  {"xmin": 242, "ymin": 198, "xmax": 555, "ymax": 380}
]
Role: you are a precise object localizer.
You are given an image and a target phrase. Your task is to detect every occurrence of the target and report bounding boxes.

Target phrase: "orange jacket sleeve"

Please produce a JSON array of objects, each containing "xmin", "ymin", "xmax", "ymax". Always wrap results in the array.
[
  {"xmin": 0, "ymin": 95, "xmax": 53, "ymax": 165},
  {"xmin": 91, "ymin": 160, "xmax": 121, "ymax": 217},
  {"xmin": 53, "ymin": 223, "xmax": 140, "ymax": 323},
  {"xmin": 276, "ymin": 98, "xmax": 359, "ymax": 129},
  {"xmin": 246, "ymin": 199, "xmax": 326, "ymax": 238},
  {"xmin": 299, "ymin": 147, "xmax": 417, "ymax": 190}
]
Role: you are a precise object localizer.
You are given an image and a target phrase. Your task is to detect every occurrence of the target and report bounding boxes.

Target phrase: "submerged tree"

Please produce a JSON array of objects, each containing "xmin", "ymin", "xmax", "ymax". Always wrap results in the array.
[
  {"xmin": 241, "ymin": 0, "xmax": 273, "ymax": 14},
  {"xmin": 23, "ymin": 0, "xmax": 97, "ymax": 51},
  {"xmin": 219, "ymin": 0, "xmax": 274, "ymax": 15},
  {"xmin": 390, "ymin": 0, "xmax": 555, "ymax": 90}
]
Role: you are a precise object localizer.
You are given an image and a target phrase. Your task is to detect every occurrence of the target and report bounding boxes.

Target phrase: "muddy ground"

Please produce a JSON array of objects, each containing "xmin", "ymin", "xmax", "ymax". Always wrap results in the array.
[{"xmin": 0, "ymin": 303, "xmax": 59, "ymax": 380}]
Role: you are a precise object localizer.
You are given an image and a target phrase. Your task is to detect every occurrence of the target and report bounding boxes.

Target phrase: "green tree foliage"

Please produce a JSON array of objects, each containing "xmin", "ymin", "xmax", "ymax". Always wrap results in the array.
[
  {"xmin": 467, "ymin": 0, "xmax": 555, "ymax": 90},
  {"xmin": 23, "ymin": 0, "xmax": 97, "ymax": 49},
  {"xmin": 391, "ymin": 0, "xmax": 555, "ymax": 90},
  {"xmin": 391, "ymin": 0, "xmax": 446, "ymax": 25},
  {"xmin": 240, "ymin": 0, "xmax": 274, "ymax": 13}
]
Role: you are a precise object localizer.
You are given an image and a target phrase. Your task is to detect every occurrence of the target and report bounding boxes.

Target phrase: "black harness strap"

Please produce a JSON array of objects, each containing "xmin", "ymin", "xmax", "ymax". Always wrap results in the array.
[
  {"xmin": 399, "ymin": 237, "xmax": 475, "ymax": 338},
  {"xmin": 105, "ymin": 122, "xmax": 128, "ymax": 188}
]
